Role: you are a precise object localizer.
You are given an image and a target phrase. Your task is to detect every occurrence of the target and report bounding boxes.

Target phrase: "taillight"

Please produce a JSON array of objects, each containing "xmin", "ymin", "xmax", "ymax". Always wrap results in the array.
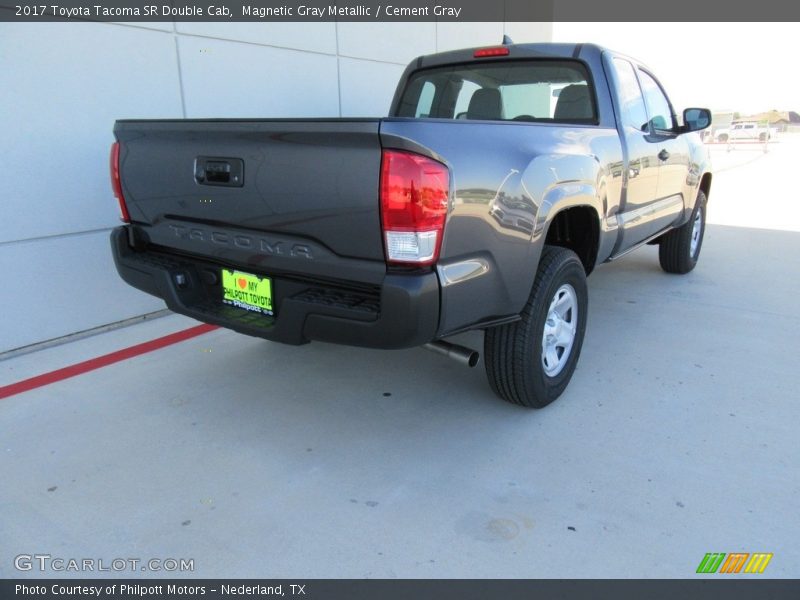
[
  {"xmin": 109, "ymin": 141, "xmax": 130, "ymax": 223},
  {"xmin": 474, "ymin": 47, "xmax": 510, "ymax": 58},
  {"xmin": 380, "ymin": 150, "xmax": 449, "ymax": 266}
]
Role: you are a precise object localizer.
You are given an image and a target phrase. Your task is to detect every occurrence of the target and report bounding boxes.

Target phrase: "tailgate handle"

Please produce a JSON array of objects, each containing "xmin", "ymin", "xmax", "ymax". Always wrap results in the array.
[{"xmin": 195, "ymin": 157, "xmax": 244, "ymax": 187}]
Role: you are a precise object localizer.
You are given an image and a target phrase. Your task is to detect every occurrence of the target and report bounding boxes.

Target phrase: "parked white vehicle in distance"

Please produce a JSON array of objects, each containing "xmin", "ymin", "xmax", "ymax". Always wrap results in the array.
[{"xmin": 716, "ymin": 121, "xmax": 776, "ymax": 142}]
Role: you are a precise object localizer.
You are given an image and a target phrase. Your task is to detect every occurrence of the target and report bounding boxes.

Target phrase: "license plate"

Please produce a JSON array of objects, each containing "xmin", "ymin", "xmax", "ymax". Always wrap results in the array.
[{"xmin": 221, "ymin": 269, "xmax": 273, "ymax": 315}]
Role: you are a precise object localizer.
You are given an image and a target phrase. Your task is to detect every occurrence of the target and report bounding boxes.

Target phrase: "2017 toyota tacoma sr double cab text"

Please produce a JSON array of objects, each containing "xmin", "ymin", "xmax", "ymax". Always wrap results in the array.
[{"xmin": 110, "ymin": 42, "xmax": 712, "ymax": 408}]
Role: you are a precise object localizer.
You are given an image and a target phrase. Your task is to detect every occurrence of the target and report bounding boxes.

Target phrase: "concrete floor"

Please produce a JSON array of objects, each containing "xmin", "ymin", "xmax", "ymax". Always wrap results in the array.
[{"xmin": 1, "ymin": 137, "xmax": 798, "ymax": 578}]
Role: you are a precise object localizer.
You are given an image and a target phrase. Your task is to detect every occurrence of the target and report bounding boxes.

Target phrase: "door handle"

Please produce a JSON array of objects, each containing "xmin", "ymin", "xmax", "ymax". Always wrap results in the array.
[
  {"xmin": 194, "ymin": 157, "xmax": 244, "ymax": 187},
  {"xmin": 658, "ymin": 149, "xmax": 670, "ymax": 162}
]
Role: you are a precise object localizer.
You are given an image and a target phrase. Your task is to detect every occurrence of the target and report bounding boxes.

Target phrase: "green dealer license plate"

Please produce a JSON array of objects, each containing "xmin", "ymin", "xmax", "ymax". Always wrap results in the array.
[{"xmin": 221, "ymin": 269, "xmax": 273, "ymax": 315}]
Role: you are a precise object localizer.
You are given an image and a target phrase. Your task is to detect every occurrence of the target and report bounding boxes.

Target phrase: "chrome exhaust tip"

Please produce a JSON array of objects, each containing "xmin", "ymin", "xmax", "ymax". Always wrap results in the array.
[{"xmin": 422, "ymin": 340, "xmax": 480, "ymax": 368}]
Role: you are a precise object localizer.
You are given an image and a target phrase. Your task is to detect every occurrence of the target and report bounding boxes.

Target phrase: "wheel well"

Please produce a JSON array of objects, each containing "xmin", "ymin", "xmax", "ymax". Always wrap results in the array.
[
  {"xmin": 544, "ymin": 206, "xmax": 599, "ymax": 275},
  {"xmin": 699, "ymin": 172, "xmax": 712, "ymax": 202}
]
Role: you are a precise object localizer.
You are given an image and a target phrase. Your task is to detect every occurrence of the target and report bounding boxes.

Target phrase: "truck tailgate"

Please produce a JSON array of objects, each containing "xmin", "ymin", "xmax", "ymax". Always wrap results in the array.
[{"xmin": 114, "ymin": 119, "xmax": 385, "ymax": 263}]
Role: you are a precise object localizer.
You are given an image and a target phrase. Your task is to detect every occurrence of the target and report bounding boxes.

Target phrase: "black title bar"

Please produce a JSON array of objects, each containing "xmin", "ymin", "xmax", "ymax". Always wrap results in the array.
[
  {"xmin": 3, "ymin": 579, "xmax": 800, "ymax": 600},
  {"xmin": 2, "ymin": 0, "xmax": 800, "ymax": 21}
]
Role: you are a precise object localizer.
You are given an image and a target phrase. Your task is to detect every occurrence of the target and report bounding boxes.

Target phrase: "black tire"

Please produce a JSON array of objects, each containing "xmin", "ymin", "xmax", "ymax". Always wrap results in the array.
[
  {"xmin": 718, "ymin": 133, "xmax": 728, "ymax": 143},
  {"xmin": 758, "ymin": 132, "xmax": 768, "ymax": 142},
  {"xmin": 658, "ymin": 190, "xmax": 707, "ymax": 274},
  {"xmin": 484, "ymin": 246, "xmax": 588, "ymax": 408}
]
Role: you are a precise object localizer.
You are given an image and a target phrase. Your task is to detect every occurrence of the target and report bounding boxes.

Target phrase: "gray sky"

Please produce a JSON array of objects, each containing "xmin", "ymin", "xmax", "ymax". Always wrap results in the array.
[{"xmin": 553, "ymin": 23, "xmax": 799, "ymax": 115}]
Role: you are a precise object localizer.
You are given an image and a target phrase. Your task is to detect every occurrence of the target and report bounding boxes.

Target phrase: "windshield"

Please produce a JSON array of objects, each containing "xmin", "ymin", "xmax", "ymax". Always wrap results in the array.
[{"xmin": 394, "ymin": 59, "xmax": 597, "ymax": 124}]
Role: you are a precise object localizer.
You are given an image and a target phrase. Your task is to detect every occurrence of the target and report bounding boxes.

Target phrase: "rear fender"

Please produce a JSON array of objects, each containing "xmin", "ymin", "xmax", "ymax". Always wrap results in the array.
[{"xmin": 525, "ymin": 154, "xmax": 607, "ymax": 269}]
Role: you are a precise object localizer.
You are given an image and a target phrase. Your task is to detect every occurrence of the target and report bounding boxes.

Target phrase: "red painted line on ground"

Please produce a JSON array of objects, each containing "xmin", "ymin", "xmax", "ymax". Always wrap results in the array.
[{"xmin": 0, "ymin": 323, "xmax": 219, "ymax": 400}]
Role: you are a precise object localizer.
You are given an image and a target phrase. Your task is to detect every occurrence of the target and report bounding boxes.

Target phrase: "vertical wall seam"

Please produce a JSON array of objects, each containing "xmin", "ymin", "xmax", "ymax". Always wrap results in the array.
[
  {"xmin": 173, "ymin": 27, "xmax": 188, "ymax": 119},
  {"xmin": 334, "ymin": 20, "xmax": 343, "ymax": 117}
]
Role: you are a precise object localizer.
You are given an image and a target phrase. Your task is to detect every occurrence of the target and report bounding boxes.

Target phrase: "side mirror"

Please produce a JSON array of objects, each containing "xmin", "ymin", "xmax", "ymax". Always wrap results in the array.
[{"xmin": 682, "ymin": 108, "xmax": 712, "ymax": 133}]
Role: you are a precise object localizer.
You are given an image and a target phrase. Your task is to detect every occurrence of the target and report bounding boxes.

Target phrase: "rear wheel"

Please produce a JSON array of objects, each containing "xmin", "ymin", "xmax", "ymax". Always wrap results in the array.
[
  {"xmin": 718, "ymin": 133, "xmax": 729, "ymax": 143},
  {"xmin": 658, "ymin": 190, "xmax": 707, "ymax": 274},
  {"xmin": 484, "ymin": 246, "xmax": 588, "ymax": 408}
]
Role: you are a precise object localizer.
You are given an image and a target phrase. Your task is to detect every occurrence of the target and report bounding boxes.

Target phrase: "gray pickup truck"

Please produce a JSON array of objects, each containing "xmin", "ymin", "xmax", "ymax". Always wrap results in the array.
[{"xmin": 110, "ymin": 42, "xmax": 712, "ymax": 408}]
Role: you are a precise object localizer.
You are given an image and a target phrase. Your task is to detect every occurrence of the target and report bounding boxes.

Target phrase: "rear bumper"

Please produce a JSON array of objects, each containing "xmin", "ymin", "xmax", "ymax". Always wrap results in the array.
[{"xmin": 111, "ymin": 227, "xmax": 440, "ymax": 349}]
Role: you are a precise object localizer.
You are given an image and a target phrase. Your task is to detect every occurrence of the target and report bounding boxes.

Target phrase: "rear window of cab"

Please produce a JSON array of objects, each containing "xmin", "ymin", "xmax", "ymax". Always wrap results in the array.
[{"xmin": 394, "ymin": 59, "xmax": 597, "ymax": 125}]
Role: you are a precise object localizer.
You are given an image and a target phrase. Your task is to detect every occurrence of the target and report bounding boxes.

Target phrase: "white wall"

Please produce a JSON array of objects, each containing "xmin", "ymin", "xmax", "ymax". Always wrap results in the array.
[{"xmin": 0, "ymin": 20, "xmax": 551, "ymax": 353}]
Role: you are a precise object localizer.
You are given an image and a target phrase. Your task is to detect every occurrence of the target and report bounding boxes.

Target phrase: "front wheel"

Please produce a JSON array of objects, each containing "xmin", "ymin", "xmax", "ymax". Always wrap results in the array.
[
  {"xmin": 658, "ymin": 190, "xmax": 707, "ymax": 274},
  {"xmin": 484, "ymin": 246, "xmax": 588, "ymax": 408}
]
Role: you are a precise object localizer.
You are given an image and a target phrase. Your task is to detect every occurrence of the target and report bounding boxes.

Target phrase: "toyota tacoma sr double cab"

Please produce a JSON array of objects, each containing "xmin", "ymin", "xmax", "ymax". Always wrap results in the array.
[{"xmin": 110, "ymin": 42, "xmax": 712, "ymax": 408}]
